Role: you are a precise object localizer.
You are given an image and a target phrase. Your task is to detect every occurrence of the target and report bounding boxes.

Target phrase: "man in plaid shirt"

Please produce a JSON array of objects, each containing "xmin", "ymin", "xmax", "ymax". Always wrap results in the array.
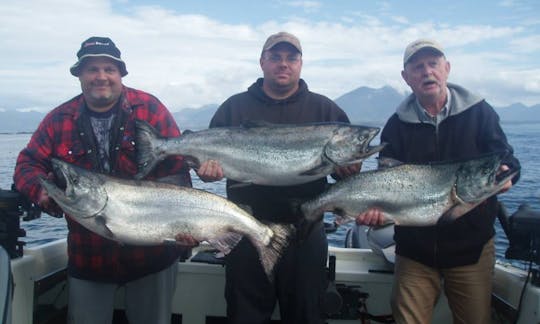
[{"xmin": 14, "ymin": 36, "xmax": 191, "ymax": 324}]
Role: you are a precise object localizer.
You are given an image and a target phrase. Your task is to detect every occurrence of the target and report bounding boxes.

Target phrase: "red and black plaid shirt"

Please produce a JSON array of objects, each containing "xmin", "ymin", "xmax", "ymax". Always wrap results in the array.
[{"xmin": 14, "ymin": 86, "xmax": 192, "ymax": 283}]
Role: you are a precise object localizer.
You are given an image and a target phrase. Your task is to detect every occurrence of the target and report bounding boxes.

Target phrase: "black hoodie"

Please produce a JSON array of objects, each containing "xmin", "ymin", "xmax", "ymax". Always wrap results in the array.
[{"xmin": 209, "ymin": 78, "xmax": 349, "ymax": 223}]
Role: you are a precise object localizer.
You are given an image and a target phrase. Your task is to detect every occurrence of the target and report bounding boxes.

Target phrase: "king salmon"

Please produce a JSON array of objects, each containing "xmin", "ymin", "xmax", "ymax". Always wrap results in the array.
[
  {"xmin": 301, "ymin": 153, "xmax": 519, "ymax": 226},
  {"xmin": 40, "ymin": 159, "xmax": 294, "ymax": 278},
  {"xmin": 134, "ymin": 120, "xmax": 384, "ymax": 185}
]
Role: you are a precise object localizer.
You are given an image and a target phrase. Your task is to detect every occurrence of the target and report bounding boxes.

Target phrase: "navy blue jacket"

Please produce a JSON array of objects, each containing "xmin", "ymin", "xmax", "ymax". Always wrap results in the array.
[{"xmin": 381, "ymin": 83, "xmax": 520, "ymax": 268}]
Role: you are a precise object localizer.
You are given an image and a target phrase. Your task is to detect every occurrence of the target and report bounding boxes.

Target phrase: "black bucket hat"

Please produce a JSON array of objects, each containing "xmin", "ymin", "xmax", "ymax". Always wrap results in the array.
[{"xmin": 70, "ymin": 36, "xmax": 128, "ymax": 77}]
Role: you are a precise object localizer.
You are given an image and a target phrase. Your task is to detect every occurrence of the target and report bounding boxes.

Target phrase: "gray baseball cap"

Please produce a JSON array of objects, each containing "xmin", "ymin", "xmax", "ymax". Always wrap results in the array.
[
  {"xmin": 403, "ymin": 38, "xmax": 445, "ymax": 66},
  {"xmin": 261, "ymin": 32, "xmax": 302, "ymax": 54}
]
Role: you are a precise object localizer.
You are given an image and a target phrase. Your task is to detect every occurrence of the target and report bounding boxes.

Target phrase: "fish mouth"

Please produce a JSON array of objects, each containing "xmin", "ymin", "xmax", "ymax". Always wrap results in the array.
[
  {"xmin": 364, "ymin": 142, "xmax": 386, "ymax": 156},
  {"xmin": 50, "ymin": 159, "xmax": 75, "ymax": 196},
  {"xmin": 360, "ymin": 128, "xmax": 386, "ymax": 157},
  {"xmin": 455, "ymin": 153, "xmax": 520, "ymax": 203},
  {"xmin": 51, "ymin": 159, "xmax": 68, "ymax": 189},
  {"xmin": 39, "ymin": 159, "xmax": 74, "ymax": 204},
  {"xmin": 43, "ymin": 159, "xmax": 107, "ymax": 218}
]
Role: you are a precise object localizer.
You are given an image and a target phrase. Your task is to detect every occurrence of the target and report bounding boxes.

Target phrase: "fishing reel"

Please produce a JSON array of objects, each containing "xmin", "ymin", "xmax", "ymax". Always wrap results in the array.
[
  {"xmin": 0, "ymin": 185, "xmax": 42, "ymax": 258},
  {"xmin": 504, "ymin": 204, "xmax": 540, "ymax": 266}
]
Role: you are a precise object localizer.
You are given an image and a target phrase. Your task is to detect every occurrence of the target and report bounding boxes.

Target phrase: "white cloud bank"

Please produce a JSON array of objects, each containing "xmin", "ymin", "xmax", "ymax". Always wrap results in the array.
[{"xmin": 0, "ymin": 0, "xmax": 539, "ymax": 113}]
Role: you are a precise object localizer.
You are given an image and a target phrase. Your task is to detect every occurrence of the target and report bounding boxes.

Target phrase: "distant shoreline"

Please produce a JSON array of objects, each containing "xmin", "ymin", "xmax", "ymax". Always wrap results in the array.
[
  {"xmin": 0, "ymin": 120, "xmax": 537, "ymax": 135},
  {"xmin": 0, "ymin": 132, "xmax": 33, "ymax": 135}
]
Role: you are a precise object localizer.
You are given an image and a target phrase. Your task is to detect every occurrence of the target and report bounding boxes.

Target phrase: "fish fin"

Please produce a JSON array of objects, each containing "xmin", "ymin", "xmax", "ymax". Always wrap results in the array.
[
  {"xmin": 206, "ymin": 233, "xmax": 244, "ymax": 256},
  {"xmin": 162, "ymin": 238, "xmax": 177, "ymax": 245},
  {"xmin": 440, "ymin": 201, "xmax": 481, "ymax": 226},
  {"xmin": 94, "ymin": 215, "xmax": 118, "ymax": 241},
  {"xmin": 337, "ymin": 158, "xmax": 366, "ymax": 166},
  {"xmin": 438, "ymin": 185, "xmax": 480, "ymax": 226},
  {"xmin": 438, "ymin": 207, "xmax": 466, "ymax": 226},
  {"xmin": 252, "ymin": 223, "xmax": 295, "ymax": 282},
  {"xmin": 134, "ymin": 120, "xmax": 165, "ymax": 180},
  {"xmin": 377, "ymin": 157, "xmax": 404, "ymax": 169},
  {"xmin": 241, "ymin": 120, "xmax": 274, "ymax": 128},
  {"xmin": 228, "ymin": 182, "xmax": 253, "ymax": 189},
  {"xmin": 300, "ymin": 162, "xmax": 331, "ymax": 176}
]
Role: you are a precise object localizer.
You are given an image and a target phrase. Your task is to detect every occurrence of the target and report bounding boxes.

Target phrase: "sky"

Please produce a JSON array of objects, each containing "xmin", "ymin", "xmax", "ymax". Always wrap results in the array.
[{"xmin": 1, "ymin": 0, "xmax": 539, "ymax": 113}]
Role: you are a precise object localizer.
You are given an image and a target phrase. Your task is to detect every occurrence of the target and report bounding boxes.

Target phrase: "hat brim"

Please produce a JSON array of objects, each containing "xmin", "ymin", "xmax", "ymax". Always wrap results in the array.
[
  {"xmin": 404, "ymin": 47, "xmax": 444, "ymax": 66},
  {"xmin": 70, "ymin": 54, "xmax": 128, "ymax": 77}
]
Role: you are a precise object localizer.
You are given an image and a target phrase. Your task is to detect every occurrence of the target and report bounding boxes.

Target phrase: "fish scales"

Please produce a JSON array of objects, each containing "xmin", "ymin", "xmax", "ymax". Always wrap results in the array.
[
  {"xmin": 135, "ymin": 121, "xmax": 384, "ymax": 185},
  {"xmin": 101, "ymin": 181, "xmax": 271, "ymax": 245},
  {"xmin": 40, "ymin": 159, "xmax": 294, "ymax": 278},
  {"xmin": 302, "ymin": 154, "xmax": 518, "ymax": 227}
]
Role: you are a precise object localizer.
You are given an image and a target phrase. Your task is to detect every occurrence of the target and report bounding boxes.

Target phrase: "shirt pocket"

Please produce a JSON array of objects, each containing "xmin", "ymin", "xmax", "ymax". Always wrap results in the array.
[
  {"xmin": 55, "ymin": 142, "xmax": 86, "ymax": 164},
  {"xmin": 115, "ymin": 135, "xmax": 137, "ymax": 175}
]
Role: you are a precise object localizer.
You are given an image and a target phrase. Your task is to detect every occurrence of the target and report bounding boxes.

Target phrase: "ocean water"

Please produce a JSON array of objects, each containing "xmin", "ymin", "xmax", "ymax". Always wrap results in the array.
[{"xmin": 1, "ymin": 122, "xmax": 539, "ymax": 267}]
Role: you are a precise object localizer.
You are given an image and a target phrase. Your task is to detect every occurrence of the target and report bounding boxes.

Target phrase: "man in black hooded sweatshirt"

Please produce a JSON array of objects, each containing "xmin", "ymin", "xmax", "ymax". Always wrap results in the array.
[{"xmin": 197, "ymin": 31, "xmax": 359, "ymax": 324}]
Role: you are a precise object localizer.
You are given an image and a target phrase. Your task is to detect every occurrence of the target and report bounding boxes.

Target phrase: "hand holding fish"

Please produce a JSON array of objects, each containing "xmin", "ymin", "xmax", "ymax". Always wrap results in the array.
[
  {"xmin": 334, "ymin": 163, "xmax": 362, "ymax": 179},
  {"xmin": 301, "ymin": 153, "xmax": 519, "ymax": 227},
  {"xmin": 37, "ymin": 172, "xmax": 55, "ymax": 208},
  {"xmin": 355, "ymin": 207, "xmax": 387, "ymax": 226},
  {"xmin": 197, "ymin": 160, "xmax": 224, "ymax": 182},
  {"xmin": 40, "ymin": 159, "xmax": 294, "ymax": 278},
  {"xmin": 38, "ymin": 172, "xmax": 63, "ymax": 217},
  {"xmin": 135, "ymin": 120, "xmax": 383, "ymax": 185},
  {"xmin": 175, "ymin": 233, "xmax": 199, "ymax": 247},
  {"xmin": 498, "ymin": 164, "xmax": 513, "ymax": 194}
]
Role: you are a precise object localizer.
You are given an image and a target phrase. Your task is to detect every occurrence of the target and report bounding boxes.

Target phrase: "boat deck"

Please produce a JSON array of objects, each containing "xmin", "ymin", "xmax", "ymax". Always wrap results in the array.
[{"xmin": 8, "ymin": 239, "xmax": 540, "ymax": 324}]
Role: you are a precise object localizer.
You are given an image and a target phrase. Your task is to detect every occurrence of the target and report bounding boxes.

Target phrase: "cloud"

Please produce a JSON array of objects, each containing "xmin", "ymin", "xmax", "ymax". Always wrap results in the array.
[
  {"xmin": 0, "ymin": 0, "xmax": 539, "ymax": 113},
  {"xmin": 285, "ymin": 1, "xmax": 322, "ymax": 12}
]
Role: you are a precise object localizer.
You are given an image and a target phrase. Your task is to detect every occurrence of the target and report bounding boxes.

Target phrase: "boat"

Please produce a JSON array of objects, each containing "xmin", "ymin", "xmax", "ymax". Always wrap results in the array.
[{"xmin": 2, "ymin": 187, "xmax": 540, "ymax": 324}]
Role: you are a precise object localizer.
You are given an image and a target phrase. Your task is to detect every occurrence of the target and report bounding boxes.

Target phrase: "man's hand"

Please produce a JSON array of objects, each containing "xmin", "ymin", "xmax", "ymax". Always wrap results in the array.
[
  {"xmin": 38, "ymin": 172, "xmax": 61, "ymax": 215},
  {"xmin": 196, "ymin": 160, "xmax": 224, "ymax": 182},
  {"xmin": 355, "ymin": 207, "xmax": 386, "ymax": 226},
  {"xmin": 498, "ymin": 164, "xmax": 513, "ymax": 194},
  {"xmin": 334, "ymin": 163, "xmax": 361, "ymax": 179}
]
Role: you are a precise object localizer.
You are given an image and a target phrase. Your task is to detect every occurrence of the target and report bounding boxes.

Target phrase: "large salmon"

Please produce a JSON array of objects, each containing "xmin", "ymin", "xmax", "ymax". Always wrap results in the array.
[
  {"xmin": 134, "ymin": 120, "xmax": 384, "ymax": 185},
  {"xmin": 302, "ymin": 153, "xmax": 518, "ymax": 226},
  {"xmin": 40, "ymin": 159, "xmax": 294, "ymax": 278}
]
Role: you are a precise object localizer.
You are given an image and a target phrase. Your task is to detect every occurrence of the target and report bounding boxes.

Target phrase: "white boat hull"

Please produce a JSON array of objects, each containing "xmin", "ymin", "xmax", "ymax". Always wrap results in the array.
[{"xmin": 7, "ymin": 239, "xmax": 540, "ymax": 324}]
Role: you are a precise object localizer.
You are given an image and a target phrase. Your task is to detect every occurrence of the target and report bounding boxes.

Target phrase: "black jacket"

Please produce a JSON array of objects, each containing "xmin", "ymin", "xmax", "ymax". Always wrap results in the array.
[
  {"xmin": 381, "ymin": 83, "xmax": 520, "ymax": 268},
  {"xmin": 209, "ymin": 78, "xmax": 349, "ymax": 223}
]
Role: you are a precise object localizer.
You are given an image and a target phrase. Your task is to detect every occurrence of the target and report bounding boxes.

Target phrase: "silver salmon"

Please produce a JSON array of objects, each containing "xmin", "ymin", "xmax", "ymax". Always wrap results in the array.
[
  {"xmin": 134, "ymin": 121, "xmax": 384, "ymax": 185},
  {"xmin": 40, "ymin": 159, "xmax": 294, "ymax": 278},
  {"xmin": 301, "ymin": 153, "xmax": 518, "ymax": 226}
]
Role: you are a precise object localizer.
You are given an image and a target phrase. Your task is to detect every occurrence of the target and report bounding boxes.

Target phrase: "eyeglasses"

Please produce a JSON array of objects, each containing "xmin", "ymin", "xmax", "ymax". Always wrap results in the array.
[{"xmin": 264, "ymin": 53, "xmax": 301, "ymax": 64}]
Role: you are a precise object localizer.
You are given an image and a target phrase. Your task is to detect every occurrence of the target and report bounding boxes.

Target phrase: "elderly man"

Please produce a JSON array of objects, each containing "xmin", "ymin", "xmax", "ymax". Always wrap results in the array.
[
  {"xmin": 14, "ymin": 36, "xmax": 191, "ymax": 324},
  {"xmin": 356, "ymin": 39, "xmax": 520, "ymax": 324}
]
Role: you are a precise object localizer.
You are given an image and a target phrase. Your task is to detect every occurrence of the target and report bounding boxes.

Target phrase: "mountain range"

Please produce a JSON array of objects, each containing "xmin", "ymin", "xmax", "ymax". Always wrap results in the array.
[{"xmin": 2, "ymin": 86, "xmax": 539, "ymax": 133}]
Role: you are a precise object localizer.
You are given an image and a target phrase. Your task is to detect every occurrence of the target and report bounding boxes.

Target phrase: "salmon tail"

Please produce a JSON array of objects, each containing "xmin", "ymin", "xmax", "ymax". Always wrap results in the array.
[
  {"xmin": 134, "ymin": 120, "xmax": 164, "ymax": 180},
  {"xmin": 254, "ymin": 223, "xmax": 295, "ymax": 281}
]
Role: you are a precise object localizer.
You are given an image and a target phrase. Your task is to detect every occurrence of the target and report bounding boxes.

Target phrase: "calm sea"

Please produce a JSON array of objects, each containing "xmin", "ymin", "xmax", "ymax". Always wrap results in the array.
[{"xmin": 1, "ymin": 122, "xmax": 539, "ymax": 266}]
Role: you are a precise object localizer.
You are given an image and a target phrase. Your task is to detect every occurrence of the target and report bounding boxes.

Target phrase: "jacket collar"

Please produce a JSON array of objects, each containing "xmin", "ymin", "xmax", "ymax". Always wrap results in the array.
[
  {"xmin": 396, "ymin": 82, "xmax": 484, "ymax": 123},
  {"xmin": 248, "ymin": 78, "xmax": 309, "ymax": 104}
]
